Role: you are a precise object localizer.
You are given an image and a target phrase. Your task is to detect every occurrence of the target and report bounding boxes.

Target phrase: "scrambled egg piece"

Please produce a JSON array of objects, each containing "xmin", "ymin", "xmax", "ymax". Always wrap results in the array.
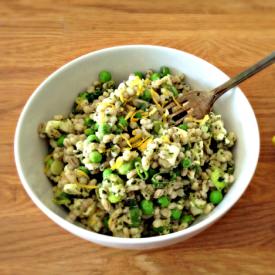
[{"xmin": 158, "ymin": 144, "xmax": 181, "ymax": 169}]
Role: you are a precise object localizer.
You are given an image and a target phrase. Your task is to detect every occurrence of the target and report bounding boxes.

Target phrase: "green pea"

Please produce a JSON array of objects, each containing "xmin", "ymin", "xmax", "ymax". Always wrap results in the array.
[
  {"xmin": 134, "ymin": 71, "xmax": 144, "ymax": 79},
  {"xmin": 157, "ymin": 196, "xmax": 170, "ymax": 208},
  {"xmin": 118, "ymin": 116, "xmax": 128, "ymax": 129},
  {"xmin": 89, "ymin": 151, "xmax": 102, "ymax": 163},
  {"xmin": 56, "ymin": 135, "xmax": 66, "ymax": 147},
  {"xmin": 134, "ymin": 112, "xmax": 142, "ymax": 119},
  {"xmin": 178, "ymin": 123, "xmax": 188, "ymax": 131},
  {"xmin": 182, "ymin": 158, "xmax": 191, "ymax": 168},
  {"xmin": 182, "ymin": 215, "xmax": 193, "ymax": 224},
  {"xmin": 118, "ymin": 161, "xmax": 134, "ymax": 175},
  {"xmin": 50, "ymin": 160, "xmax": 64, "ymax": 176},
  {"xmin": 103, "ymin": 168, "xmax": 112, "ymax": 179},
  {"xmin": 87, "ymin": 134, "xmax": 99, "ymax": 143},
  {"xmin": 98, "ymin": 70, "xmax": 112, "ymax": 83},
  {"xmin": 141, "ymin": 89, "xmax": 151, "ymax": 101},
  {"xmin": 171, "ymin": 209, "xmax": 181, "ymax": 220},
  {"xmin": 78, "ymin": 166, "xmax": 89, "ymax": 175},
  {"xmin": 84, "ymin": 128, "xmax": 94, "ymax": 136},
  {"xmin": 150, "ymin": 73, "xmax": 160, "ymax": 81},
  {"xmin": 108, "ymin": 193, "xmax": 122, "ymax": 203},
  {"xmin": 141, "ymin": 200, "xmax": 154, "ymax": 215},
  {"xmin": 209, "ymin": 190, "xmax": 223, "ymax": 205},
  {"xmin": 160, "ymin": 66, "xmax": 170, "ymax": 77}
]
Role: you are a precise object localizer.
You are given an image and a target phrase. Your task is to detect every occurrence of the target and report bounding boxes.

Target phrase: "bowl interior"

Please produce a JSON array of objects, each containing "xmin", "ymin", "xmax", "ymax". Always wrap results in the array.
[{"xmin": 15, "ymin": 46, "xmax": 259, "ymax": 238}]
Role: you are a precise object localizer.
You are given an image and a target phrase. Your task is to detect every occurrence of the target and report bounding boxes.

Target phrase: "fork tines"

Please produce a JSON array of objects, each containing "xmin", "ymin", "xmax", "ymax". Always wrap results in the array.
[{"xmin": 165, "ymin": 95, "xmax": 191, "ymax": 125}]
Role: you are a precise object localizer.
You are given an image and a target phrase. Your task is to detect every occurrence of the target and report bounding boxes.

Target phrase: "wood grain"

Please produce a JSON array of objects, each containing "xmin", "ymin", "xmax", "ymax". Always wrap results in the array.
[{"xmin": 0, "ymin": 0, "xmax": 275, "ymax": 274}]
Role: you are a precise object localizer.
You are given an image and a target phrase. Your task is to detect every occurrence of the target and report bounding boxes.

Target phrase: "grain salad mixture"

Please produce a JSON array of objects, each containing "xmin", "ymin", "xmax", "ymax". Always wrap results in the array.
[{"xmin": 38, "ymin": 67, "xmax": 236, "ymax": 238}]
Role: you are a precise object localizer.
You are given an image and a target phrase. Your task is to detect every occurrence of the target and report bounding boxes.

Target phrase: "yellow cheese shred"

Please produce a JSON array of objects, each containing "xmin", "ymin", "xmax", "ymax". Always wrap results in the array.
[
  {"xmin": 121, "ymin": 134, "xmax": 132, "ymax": 148},
  {"xmin": 149, "ymin": 107, "xmax": 157, "ymax": 116},
  {"xmin": 161, "ymin": 135, "xmax": 171, "ymax": 144},
  {"xmin": 130, "ymin": 111, "xmax": 139, "ymax": 123},
  {"xmin": 129, "ymin": 133, "xmax": 143, "ymax": 144},
  {"xmin": 125, "ymin": 109, "xmax": 136, "ymax": 120},
  {"xmin": 141, "ymin": 111, "xmax": 149, "ymax": 118},
  {"xmin": 131, "ymin": 138, "xmax": 147, "ymax": 148},
  {"xmin": 162, "ymin": 109, "xmax": 169, "ymax": 123},
  {"xmin": 150, "ymin": 88, "xmax": 162, "ymax": 110},
  {"xmin": 195, "ymin": 114, "xmax": 210, "ymax": 125},
  {"xmin": 76, "ymin": 169, "xmax": 89, "ymax": 179},
  {"xmin": 119, "ymin": 90, "xmax": 125, "ymax": 103},
  {"xmin": 172, "ymin": 95, "xmax": 181, "ymax": 107},
  {"xmin": 111, "ymin": 156, "xmax": 124, "ymax": 170},
  {"xmin": 78, "ymin": 184, "xmax": 98, "ymax": 190},
  {"xmin": 132, "ymin": 129, "xmax": 141, "ymax": 136},
  {"xmin": 138, "ymin": 137, "xmax": 153, "ymax": 152}
]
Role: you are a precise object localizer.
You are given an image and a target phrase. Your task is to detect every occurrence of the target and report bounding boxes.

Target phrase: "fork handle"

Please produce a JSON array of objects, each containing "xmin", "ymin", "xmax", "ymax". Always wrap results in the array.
[{"xmin": 212, "ymin": 52, "xmax": 275, "ymax": 101}]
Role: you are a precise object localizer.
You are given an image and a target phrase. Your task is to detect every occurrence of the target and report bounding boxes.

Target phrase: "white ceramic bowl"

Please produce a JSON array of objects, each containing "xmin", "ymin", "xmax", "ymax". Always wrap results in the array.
[{"xmin": 14, "ymin": 45, "xmax": 260, "ymax": 250}]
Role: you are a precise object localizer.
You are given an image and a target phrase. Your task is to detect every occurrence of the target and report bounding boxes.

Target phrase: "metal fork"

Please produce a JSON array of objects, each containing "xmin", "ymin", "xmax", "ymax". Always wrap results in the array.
[{"xmin": 166, "ymin": 52, "xmax": 275, "ymax": 125}]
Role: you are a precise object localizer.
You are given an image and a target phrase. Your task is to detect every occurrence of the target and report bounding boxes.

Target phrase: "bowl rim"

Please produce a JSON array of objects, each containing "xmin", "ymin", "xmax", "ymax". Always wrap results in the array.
[{"xmin": 14, "ymin": 44, "xmax": 260, "ymax": 246}]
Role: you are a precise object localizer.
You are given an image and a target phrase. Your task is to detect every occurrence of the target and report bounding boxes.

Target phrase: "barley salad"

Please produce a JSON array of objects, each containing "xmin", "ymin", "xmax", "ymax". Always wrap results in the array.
[{"xmin": 38, "ymin": 67, "xmax": 236, "ymax": 238}]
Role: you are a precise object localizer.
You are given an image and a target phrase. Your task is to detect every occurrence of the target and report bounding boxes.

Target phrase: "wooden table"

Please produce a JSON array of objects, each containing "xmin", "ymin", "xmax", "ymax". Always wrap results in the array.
[{"xmin": 1, "ymin": 1, "xmax": 275, "ymax": 274}]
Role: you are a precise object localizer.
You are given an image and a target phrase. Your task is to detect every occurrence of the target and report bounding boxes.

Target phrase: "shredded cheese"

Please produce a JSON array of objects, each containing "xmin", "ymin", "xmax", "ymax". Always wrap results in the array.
[
  {"xmin": 121, "ymin": 134, "xmax": 132, "ymax": 148},
  {"xmin": 161, "ymin": 135, "xmax": 171, "ymax": 144},
  {"xmin": 111, "ymin": 156, "xmax": 124, "ymax": 170},
  {"xmin": 130, "ymin": 110, "xmax": 148, "ymax": 122},
  {"xmin": 144, "ymin": 79, "xmax": 150, "ymax": 85},
  {"xmin": 199, "ymin": 114, "xmax": 210, "ymax": 125},
  {"xmin": 130, "ymin": 111, "xmax": 139, "ymax": 123},
  {"xmin": 119, "ymin": 90, "xmax": 126, "ymax": 103},
  {"xmin": 149, "ymin": 107, "xmax": 157, "ymax": 116},
  {"xmin": 141, "ymin": 111, "xmax": 149, "ymax": 118},
  {"xmin": 162, "ymin": 109, "xmax": 169, "ymax": 123},
  {"xmin": 76, "ymin": 169, "xmax": 89, "ymax": 179},
  {"xmin": 150, "ymin": 88, "xmax": 162, "ymax": 110},
  {"xmin": 129, "ymin": 134, "xmax": 143, "ymax": 144},
  {"xmin": 125, "ymin": 109, "xmax": 136, "ymax": 120},
  {"xmin": 172, "ymin": 95, "xmax": 181, "ymax": 107},
  {"xmin": 132, "ymin": 129, "xmax": 140, "ymax": 136},
  {"xmin": 78, "ymin": 184, "xmax": 98, "ymax": 190},
  {"xmin": 129, "ymin": 76, "xmax": 144, "ymax": 96},
  {"xmin": 138, "ymin": 137, "xmax": 153, "ymax": 152},
  {"xmin": 101, "ymin": 102, "xmax": 114, "ymax": 108},
  {"xmin": 194, "ymin": 114, "xmax": 210, "ymax": 125},
  {"xmin": 132, "ymin": 138, "xmax": 147, "ymax": 148}
]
